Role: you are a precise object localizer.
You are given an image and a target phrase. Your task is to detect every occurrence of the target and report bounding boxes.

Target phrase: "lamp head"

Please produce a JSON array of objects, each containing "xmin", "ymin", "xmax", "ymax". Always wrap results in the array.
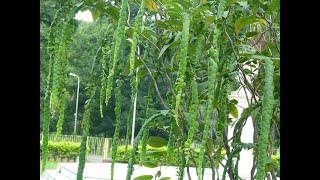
[{"xmin": 69, "ymin": 73, "xmax": 77, "ymax": 77}]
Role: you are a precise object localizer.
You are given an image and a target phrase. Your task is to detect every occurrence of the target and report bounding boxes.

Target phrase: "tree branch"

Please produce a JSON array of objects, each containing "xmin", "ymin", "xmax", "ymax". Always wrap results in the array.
[
  {"xmin": 136, "ymin": 30, "xmax": 161, "ymax": 52},
  {"xmin": 160, "ymin": 58, "xmax": 176, "ymax": 97},
  {"xmin": 140, "ymin": 58, "xmax": 169, "ymax": 109}
]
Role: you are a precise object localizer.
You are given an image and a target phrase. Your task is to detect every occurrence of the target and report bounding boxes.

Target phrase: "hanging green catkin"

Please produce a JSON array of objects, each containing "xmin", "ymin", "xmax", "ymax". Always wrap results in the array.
[
  {"xmin": 99, "ymin": 38, "xmax": 111, "ymax": 118},
  {"xmin": 40, "ymin": 8, "xmax": 60, "ymax": 173},
  {"xmin": 191, "ymin": 36, "xmax": 204, "ymax": 74},
  {"xmin": 197, "ymin": 59, "xmax": 218, "ymax": 180},
  {"xmin": 99, "ymin": 23, "xmax": 114, "ymax": 117},
  {"xmin": 99, "ymin": 86, "xmax": 106, "ymax": 118},
  {"xmin": 47, "ymin": 8, "xmax": 61, "ymax": 62},
  {"xmin": 76, "ymin": 94, "xmax": 95, "ymax": 180},
  {"xmin": 185, "ymin": 79, "xmax": 199, "ymax": 148},
  {"xmin": 125, "ymin": 105, "xmax": 133, "ymax": 148},
  {"xmin": 127, "ymin": 0, "xmax": 146, "ymax": 152},
  {"xmin": 256, "ymin": 58, "xmax": 274, "ymax": 180},
  {"xmin": 50, "ymin": 17, "xmax": 74, "ymax": 112},
  {"xmin": 77, "ymin": 38, "xmax": 103, "ymax": 180},
  {"xmin": 126, "ymin": 113, "xmax": 164, "ymax": 180},
  {"xmin": 111, "ymin": 82, "xmax": 122, "ymax": 180},
  {"xmin": 40, "ymin": 95, "xmax": 51, "ymax": 174},
  {"xmin": 166, "ymin": 119, "xmax": 175, "ymax": 164},
  {"xmin": 139, "ymin": 84, "xmax": 152, "ymax": 165},
  {"xmin": 105, "ymin": 0, "xmax": 128, "ymax": 106},
  {"xmin": 174, "ymin": 12, "xmax": 190, "ymax": 129},
  {"xmin": 129, "ymin": 0, "xmax": 145, "ymax": 75},
  {"xmin": 55, "ymin": 89, "xmax": 66, "ymax": 140},
  {"xmin": 41, "ymin": 2, "xmax": 81, "ymax": 173},
  {"xmin": 215, "ymin": 84, "xmax": 229, "ymax": 144},
  {"xmin": 139, "ymin": 127, "xmax": 149, "ymax": 165},
  {"xmin": 178, "ymin": 144, "xmax": 186, "ymax": 180},
  {"xmin": 222, "ymin": 146, "xmax": 242, "ymax": 180}
]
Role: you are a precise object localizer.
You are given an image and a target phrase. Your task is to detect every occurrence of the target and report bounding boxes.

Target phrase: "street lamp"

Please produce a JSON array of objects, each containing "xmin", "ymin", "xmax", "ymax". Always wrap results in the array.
[{"xmin": 69, "ymin": 73, "xmax": 80, "ymax": 135}]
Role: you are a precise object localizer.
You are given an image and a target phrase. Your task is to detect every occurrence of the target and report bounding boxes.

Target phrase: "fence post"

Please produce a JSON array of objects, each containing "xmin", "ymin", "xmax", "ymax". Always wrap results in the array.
[
  {"xmin": 103, "ymin": 138, "xmax": 110, "ymax": 162},
  {"xmin": 86, "ymin": 136, "xmax": 89, "ymax": 154}
]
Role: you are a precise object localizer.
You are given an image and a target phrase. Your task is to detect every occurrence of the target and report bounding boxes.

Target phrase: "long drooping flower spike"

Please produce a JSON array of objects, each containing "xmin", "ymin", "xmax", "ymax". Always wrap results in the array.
[
  {"xmin": 197, "ymin": 59, "xmax": 218, "ymax": 180},
  {"xmin": 256, "ymin": 58, "xmax": 274, "ymax": 180},
  {"xmin": 105, "ymin": 0, "xmax": 128, "ymax": 106},
  {"xmin": 111, "ymin": 80, "xmax": 123, "ymax": 180},
  {"xmin": 174, "ymin": 12, "xmax": 191, "ymax": 130}
]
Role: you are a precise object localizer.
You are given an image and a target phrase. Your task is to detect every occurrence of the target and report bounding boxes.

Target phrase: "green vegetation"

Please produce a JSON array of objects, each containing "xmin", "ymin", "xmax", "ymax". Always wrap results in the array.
[
  {"xmin": 256, "ymin": 58, "xmax": 275, "ymax": 180},
  {"xmin": 112, "ymin": 145, "xmax": 226, "ymax": 168},
  {"xmin": 40, "ymin": 141, "xmax": 80, "ymax": 163},
  {"xmin": 40, "ymin": 160, "xmax": 58, "ymax": 171},
  {"xmin": 197, "ymin": 59, "xmax": 218, "ymax": 180},
  {"xmin": 111, "ymin": 84, "xmax": 122, "ymax": 180},
  {"xmin": 40, "ymin": 0, "xmax": 280, "ymax": 179}
]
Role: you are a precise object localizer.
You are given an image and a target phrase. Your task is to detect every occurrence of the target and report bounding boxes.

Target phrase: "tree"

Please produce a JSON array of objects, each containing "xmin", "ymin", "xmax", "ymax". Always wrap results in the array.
[{"xmin": 40, "ymin": 0, "xmax": 280, "ymax": 179}]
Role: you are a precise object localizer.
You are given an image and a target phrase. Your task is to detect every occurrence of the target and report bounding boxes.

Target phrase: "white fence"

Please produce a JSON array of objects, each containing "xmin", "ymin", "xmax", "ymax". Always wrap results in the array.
[{"xmin": 40, "ymin": 134, "xmax": 126, "ymax": 159}]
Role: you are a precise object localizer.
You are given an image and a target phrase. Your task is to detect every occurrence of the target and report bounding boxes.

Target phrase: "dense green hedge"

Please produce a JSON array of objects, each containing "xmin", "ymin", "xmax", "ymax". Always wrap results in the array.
[
  {"xmin": 40, "ymin": 141, "xmax": 81, "ymax": 160},
  {"xmin": 266, "ymin": 154, "xmax": 280, "ymax": 177},
  {"xmin": 112, "ymin": 145, "xmax": 226, "ymax": 168},
  {"xmin": 40, "ymin": 141, "xmax": 279, "ymax": 175},
  {"xmin": 114, "ymin": 145, "xmax": 279, "ymax": 174}
]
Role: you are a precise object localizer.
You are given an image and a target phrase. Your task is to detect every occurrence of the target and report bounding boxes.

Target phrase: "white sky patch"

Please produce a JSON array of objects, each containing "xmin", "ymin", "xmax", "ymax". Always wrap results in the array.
[{"xmin": 75, "ymin": 10, "xmax": 93, "ymax": 22}]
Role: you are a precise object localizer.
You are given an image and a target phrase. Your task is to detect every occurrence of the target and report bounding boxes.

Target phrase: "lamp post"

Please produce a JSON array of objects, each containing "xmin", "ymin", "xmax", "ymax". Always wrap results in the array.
[{"xmin": 69, "ymin": 73, "xmax": 80, "ymax": 135}]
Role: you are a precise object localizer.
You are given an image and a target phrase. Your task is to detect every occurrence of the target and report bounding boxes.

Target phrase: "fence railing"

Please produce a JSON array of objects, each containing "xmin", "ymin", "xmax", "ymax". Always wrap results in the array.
[{"xmin": 40, "ymin": 134, "xmax": 200, "ymax": 159}]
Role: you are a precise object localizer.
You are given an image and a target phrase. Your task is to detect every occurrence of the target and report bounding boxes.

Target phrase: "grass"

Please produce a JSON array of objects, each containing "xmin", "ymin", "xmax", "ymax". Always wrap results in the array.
[{"xmin": 40, "ymin": 160, "xmax": 59, "ymax": 171}]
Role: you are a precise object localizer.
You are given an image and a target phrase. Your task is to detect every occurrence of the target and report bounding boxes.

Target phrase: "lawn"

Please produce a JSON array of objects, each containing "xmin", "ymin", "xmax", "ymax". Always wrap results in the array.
[{"xmin": 40, "ymin": 160, "xmax": 59, "ymax": 170}]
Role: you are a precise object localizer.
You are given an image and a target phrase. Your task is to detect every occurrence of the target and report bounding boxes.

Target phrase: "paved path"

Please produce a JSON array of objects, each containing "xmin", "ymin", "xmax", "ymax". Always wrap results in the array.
[{"xmin": 53, "ymin": 162, "xmax": 253, "ymax": 180}]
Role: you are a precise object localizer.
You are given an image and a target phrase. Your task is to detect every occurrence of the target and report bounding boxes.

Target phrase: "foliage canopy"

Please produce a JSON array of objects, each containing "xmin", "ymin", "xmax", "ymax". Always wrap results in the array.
[{"xmin": 40, "ymin": 0, "xmax": 280, "ymax": 179}]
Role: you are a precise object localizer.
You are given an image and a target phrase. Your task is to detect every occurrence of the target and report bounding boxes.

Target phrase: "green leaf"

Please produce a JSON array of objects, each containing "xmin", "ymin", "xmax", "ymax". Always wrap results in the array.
[
  {"xmin": 145, "ymin": 0, "xmax": 158, "ymax": 12},
  {"xmin": 91, "ymin": 9, "xmax": 102, "ymax": 21},
  {"xmin": 147, "ymin": 136, "xmax": 167, "ymax": 148},
  {"xmin": 204, "ymin": 15, "xmax": 215, "ymax": 28},
  {"xmin": 133, "ymin": 175, "xmax": 153, "ymax": 180},
  {"xmin": 229, "ymin": 99, "xmax": 238, "ymax": 104},
  {"xmin": 200, "ymin": 0, "xmax": 207, "ymax": 4},
  {"xmin": 238, "ymin": 44, "xmax": 256, "ymax": 54},
  {"xmin": 146, "ymin": 150, "xmax": 166, "ymax": 157},
  {"xmin": 135, "ymin": 59, "xmax": 143, "ymax": 68},
  {"xmin": 159, "ymin": 110, "xmax": 169, "ymax": 116},
  {"xmin": 121, "ymin": 60, "xmax": 130, "ymax": 76},
  {"xmin": 243, "ymin": 68, "xmax": 252, "ymax": 75},
  {"xmin": 75, "ymin": 2, "xmax": 84, "ymax": 8},
  {"xmin": 137, "ymin": 68, "xmax": 148, "ymax": 79},
  {"xmin": 142, "ymin": 160, "xmax": 158, "ymax": 168},
  {"xmin": 105, "ymin": 5, "xmax": 119, "ymax": 23},
  {"xmin": 250, "ymin": 55, "xmax": 272, "ymax": 61},
  {"xmin": 155, "ymin": 170, "xmax": 161, "ymax": 177},
  {"xmin": 165, "ymin": 2, "xmax": 183, "ymax": 13},
  {"xmin": 226, "ymin": 0, "xmax": 237, "ymax": 6},
  {"xmin": 237, "ymin": 1, "xmax": 249, "ymax": 9},
  {"xmin": 159, "ymin": 177, "xmax": 172, "ymax": 180},
  {"xmin": 126, "ymin": 27, "xmax": 134, "ymax": 38},
  {"xmin": 267, "ymin": 0, "xmax": 280, "ymax": 13},
  {"xmin": 228, "ymin": 103, "xmax": 238, "ymax": 119},
  {"xmin": 234, "ymin": 16, "xmax": 257, "ymax": 35},
  {"xmin": 217, "ymin": 0, "xmax": 227, "ymax": 19},
  {"xmin": 158, "ymin": 44, "xmax": 171, "ymax": 59},
  {"xmin": 245, "ymin": 31, "xmax": 259, "ymax": 37},
  {"xmin": 265, "ymin": 41, "xmax": 279, "ymax": 57},
  {"xmin": 156, "ymin": 20, "xmax": 182, "ymax": 31}
]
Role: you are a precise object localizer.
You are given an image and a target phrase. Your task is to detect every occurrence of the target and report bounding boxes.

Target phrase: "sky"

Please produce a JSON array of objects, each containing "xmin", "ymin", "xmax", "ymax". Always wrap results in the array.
[{"xmin": 75, "ymin": 10, "xmax": 93, "ymax": 22}]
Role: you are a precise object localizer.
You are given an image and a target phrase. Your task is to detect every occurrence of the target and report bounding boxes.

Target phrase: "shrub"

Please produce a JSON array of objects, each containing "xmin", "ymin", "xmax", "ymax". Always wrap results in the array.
[
  {"xmin": 40, "ymin": 141, "xmax": 81, "ymax": 160},
  {"xmin": 113, "ymin": 145, "xmax": 226, "ymax": 168},
  {"xmin": 265, "ymin": 154, "xmax": 280, "ymax": 177}
]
